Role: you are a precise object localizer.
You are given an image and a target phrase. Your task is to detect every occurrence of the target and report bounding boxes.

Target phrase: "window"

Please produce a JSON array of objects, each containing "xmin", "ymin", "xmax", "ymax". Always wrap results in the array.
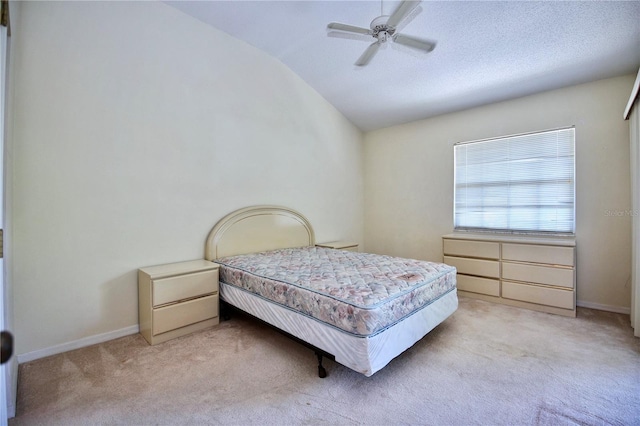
[{"xmin": 454, "ymin": 127, "xmax": 575, "ymax": 235}]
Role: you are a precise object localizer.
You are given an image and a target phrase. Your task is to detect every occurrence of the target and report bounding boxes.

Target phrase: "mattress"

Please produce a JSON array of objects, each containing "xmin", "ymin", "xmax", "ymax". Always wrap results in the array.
[{"xmin": 215, "ymin": 246, "xmax": 457, "ymax": 337}]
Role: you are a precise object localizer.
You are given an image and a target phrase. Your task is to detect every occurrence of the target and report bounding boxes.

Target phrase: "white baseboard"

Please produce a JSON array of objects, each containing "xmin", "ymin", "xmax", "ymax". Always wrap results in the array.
[
  {"xmin": 577, "ymin": 300, "xmax": 630, "ymax": 315},
  {"xmin": 17, "ymin": 325, "xmax": 140, "ymax": 364}
]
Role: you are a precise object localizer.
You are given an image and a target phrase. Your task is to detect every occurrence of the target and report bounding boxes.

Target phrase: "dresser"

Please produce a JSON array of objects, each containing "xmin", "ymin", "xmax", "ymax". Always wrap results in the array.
[
  {"xmin": 138, "ymin": 259, "xmax": 220, "ymax": 345},
  {"xmin": 443, "ymin": 234, "xmax": 576, "ymax": 317}
]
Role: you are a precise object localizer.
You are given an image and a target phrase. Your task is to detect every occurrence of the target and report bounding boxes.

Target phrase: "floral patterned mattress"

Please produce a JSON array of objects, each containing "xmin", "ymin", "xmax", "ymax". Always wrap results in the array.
[{"xmin": 215, "ymin": 246, "xmax": 457, "ymax": 337}]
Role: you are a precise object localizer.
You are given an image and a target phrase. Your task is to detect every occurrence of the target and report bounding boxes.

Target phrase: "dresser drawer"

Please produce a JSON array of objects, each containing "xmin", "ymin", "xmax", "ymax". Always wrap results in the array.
[
  {"xmin": 153, "ymin": 269, "xmax": 219, "ymax": 307},
  {"xmin": 153, "ymin": 295, "xmax": 219, "ymax": 335},
  {"xmin": 444, "ymin": 256, "xmax": 500, "ymax": 278},
  {"xmin": 502, "ymin": 281, "xmax": 574, "ymax": 310},
  {"xmin": 443, "ymin": 239, "xmax": 500, "ymax": 259},
  {"xmin": 456, "ymin": 274, "xmax": 500, "ymax": 296},
  {"xmin": 502, "ymin": 243, "xmax": 575, "ymax": 266},
  {"xmin": 502, "ymin": 262, "xmax": 574, "ymax": 288}
]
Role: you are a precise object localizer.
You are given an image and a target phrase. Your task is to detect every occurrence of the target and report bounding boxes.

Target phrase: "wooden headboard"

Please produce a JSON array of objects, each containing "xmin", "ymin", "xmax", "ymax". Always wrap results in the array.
[{"xmin": 205, "ymin": 205, "xmax": 315, "ymax": 260}]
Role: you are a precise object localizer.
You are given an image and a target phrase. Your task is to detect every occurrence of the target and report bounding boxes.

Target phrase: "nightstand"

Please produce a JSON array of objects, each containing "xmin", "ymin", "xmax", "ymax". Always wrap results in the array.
[
  {"xmin": 316, "ymin": 241, "xmax": 359, "ymax": 252},
  {"xmin": 138, "ymin": 259, "xmax": 220, "ymax": 345}
]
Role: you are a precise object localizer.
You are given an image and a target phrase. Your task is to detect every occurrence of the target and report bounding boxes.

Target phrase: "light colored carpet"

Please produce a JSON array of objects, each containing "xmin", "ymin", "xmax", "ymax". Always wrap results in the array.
[{"xmin": 10, "ymin": 297, "xmax": 640, "ymax": 425}]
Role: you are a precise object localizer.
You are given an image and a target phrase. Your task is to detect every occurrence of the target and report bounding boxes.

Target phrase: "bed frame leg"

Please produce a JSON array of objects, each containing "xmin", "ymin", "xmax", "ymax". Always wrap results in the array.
[
  {"xmin": 316, "ymin": 352, "xmax": 327, "ymax": 378},
  {"xmin": 220, "ymin": 301, "xmax": 231, "ymax": 321}
]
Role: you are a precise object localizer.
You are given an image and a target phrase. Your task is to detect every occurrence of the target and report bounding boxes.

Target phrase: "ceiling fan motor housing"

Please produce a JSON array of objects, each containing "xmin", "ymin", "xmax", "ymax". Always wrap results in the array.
[{"xmin": 370, "ymin": 15, "xmax": 395, "ymax": 42}]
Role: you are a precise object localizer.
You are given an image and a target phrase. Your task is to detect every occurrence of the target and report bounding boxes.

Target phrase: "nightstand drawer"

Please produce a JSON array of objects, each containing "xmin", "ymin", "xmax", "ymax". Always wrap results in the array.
[
  {"xmin": 153, "ymin": 269, "xmax": 219, "ymax": 306},
  {"xmin": 502, "ymin": 281, "xmax": 573, "ymax": 310},
  {"xmin": 502, "ymin": 262, "xmax": 574, "ymax": 288},
  {"xmin": 153, "ymin": 295, "xmax": 219, "ymax": 335},
  {"xmin": 444, "ymin": 256, "xmax": 500, "ymax": 278}
]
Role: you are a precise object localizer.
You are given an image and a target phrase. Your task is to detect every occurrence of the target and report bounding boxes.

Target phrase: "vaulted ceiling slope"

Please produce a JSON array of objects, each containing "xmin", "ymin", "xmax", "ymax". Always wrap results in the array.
[{"xmin": 167, "ymin": 1, "xmax": 640, "ymax": 132}]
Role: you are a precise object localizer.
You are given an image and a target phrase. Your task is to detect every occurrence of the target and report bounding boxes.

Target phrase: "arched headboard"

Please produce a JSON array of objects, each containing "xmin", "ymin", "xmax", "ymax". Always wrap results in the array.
[{"xmin": 205, "ymin": 205, "xmax": 315, "ymax": 260}]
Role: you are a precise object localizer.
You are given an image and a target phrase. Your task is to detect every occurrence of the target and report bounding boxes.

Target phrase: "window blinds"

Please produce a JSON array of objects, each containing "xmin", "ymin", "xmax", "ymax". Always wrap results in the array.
[{"xmin": 454, "ymin": 127, "xmax": 575, "ymax": 234}]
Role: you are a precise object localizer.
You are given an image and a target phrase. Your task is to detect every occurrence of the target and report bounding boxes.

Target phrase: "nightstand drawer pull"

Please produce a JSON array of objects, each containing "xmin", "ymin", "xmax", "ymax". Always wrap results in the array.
[
  {"xmin": 153, "ymin": 295, "xmax": 219, "ymax": 335},
  {"xmin": 153, "ymin": 269, "xmax": 218, "ymax": 306}
]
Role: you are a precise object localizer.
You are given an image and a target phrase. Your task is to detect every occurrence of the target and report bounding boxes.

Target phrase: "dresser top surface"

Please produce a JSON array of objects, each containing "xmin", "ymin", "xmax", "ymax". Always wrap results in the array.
[{"xmin": 443, "ymin": 233, "xmax": 576, "ymax": 247}]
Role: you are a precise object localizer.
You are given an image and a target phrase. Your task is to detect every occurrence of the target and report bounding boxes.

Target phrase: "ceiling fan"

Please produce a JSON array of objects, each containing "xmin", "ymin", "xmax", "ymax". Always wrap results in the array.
[{"xmin": 327, "ymin": 0, "xmax": 436, "ymax": 67}]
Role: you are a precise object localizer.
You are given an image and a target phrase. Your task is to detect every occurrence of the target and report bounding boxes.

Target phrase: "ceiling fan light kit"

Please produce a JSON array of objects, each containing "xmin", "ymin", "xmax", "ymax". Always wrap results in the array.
[{"xmin": 327, "ymin": 0, "xmax": 437, "ymax": 67}]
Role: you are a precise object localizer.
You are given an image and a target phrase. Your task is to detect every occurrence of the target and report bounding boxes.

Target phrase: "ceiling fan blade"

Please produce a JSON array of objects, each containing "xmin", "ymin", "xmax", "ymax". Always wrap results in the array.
[
  {"xmin": 327, "ymin": 31, "xmax": 373, "ymax": 42},
  {"xmin": 392, "ymin": 33, "xmax": 436, "ymax": 52},
  {"xmin": 327, "ymin": 22, "xmax": 372, "ymax": 36},
  {"xmin": 355, "ymin": 41, "xmax": 381, "ymax": 66},
  {"xmin": 386, "ymin": 0, "xmax": 421, "ymax": 29},
  {"xmin": 393, "ymin": 5, "xmax": 422, "ymax": 32}
]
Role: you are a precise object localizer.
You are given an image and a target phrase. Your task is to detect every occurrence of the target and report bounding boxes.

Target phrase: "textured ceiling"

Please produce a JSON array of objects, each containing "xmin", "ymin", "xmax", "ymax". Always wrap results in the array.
[{"xmin": 167, "ymin": 1, "xmax": 640, "ymax": 132}]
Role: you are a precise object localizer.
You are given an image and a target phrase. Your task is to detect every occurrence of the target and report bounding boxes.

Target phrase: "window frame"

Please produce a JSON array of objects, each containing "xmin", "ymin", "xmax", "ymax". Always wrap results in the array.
[{"xmin": 453, "ymin": 126, "xmax": 576, "ymax": 236}]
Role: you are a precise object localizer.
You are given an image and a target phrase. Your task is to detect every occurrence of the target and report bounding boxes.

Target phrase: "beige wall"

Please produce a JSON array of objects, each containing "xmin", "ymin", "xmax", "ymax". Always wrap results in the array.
[
  {"xmin": 8, "ymin": 1, "xmax": 635, "ymax": 360},
  {"xmin": 10, "ymin": 2, "xmax": 363, "ymax": 356},
  {"xmin": 364, "ymin": 75, "xmax": 634, "ymax": 312}
]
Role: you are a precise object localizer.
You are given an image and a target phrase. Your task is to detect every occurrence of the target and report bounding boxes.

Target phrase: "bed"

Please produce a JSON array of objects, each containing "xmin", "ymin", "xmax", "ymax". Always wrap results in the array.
[{"xmin": 205, "ymin": 205, "xmax": 458, "ymax": 377}]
